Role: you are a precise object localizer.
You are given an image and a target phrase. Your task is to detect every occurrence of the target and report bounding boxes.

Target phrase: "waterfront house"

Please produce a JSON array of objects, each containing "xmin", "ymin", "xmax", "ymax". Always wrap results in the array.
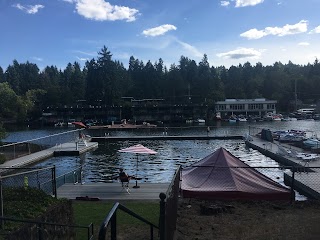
[{"xmin": 215, "ymin": 98, "xmax": 277, "ymax": 119}]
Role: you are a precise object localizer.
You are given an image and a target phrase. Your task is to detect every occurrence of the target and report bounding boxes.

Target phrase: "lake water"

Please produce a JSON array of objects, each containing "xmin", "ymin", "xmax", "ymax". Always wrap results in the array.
[{"xmin": 3, "ymin": 120, "xmax": 320, "ymax": 200}]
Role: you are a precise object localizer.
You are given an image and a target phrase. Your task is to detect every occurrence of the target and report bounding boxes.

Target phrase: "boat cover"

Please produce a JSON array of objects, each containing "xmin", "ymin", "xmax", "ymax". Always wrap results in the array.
[{"xmin": 181, "ymin": 147, "xmax": 291, "ymax": 200}]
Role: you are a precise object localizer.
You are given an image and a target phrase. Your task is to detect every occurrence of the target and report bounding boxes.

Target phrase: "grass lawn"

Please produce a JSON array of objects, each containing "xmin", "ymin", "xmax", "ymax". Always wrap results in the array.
[{"xmin": 73, "ymin": 200, "xmax": 160, "ymax": 239}]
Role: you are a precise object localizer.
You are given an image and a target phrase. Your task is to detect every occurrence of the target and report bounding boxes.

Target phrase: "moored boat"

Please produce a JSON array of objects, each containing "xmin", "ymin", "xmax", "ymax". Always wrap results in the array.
[
  {"xmin": 194, "ymin": 118, "xmax": 205, "ymax": 124},
  {"xmin": 303, "ymin": 138, "xmax": 320, "ymax": 149}
]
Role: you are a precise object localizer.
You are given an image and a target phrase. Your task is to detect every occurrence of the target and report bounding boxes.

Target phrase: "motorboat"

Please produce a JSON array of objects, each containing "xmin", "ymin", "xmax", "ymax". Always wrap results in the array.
[
  {"xmin": 274, "ymin": 129, "xmax": 306, "ymax": 143},
  {"xmin": 237, "ymin": 116, "xmax": 247, "ymax": 122},
  {"xmin": 303, "ymin": 138, "xmax": 320, "ymax": 149},
  {"xmin": 194, "ymin": 118, "xmax": 205, "ymax": 124},
  {"xmin": 278, "ymin": 134, "xmax": 305, "ymax": 143},
  {"xmin": 228, "ymin": 116, "xmax": 237, "ymax": 123}
]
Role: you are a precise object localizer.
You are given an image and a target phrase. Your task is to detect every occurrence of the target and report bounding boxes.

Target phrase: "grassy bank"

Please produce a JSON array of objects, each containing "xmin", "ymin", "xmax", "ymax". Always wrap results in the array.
[{"xmin": 73, "ymin": 201, "xmax": 160, "ymax": 239}]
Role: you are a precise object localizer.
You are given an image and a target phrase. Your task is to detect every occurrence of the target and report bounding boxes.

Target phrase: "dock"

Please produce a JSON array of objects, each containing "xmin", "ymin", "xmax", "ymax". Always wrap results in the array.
[
  {"xmin": 91, "ymin": 135, "xmax": 243, "ymax": 142},
  {"xmin": 246, "ymin": 136, "xmax": 320, "ymax": 199},
  {"xmin": 57, "ymin": 182, "xmax": 169, "ymax": 201},
  {"xmin": 0, "ymin": 141, "xmax": 98, "ymax": 169}
]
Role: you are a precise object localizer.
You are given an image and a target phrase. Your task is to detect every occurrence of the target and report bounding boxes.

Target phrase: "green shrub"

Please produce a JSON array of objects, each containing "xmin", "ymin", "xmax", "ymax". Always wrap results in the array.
[
  {"xmin": 0, "ymin": 153, "xmax": 6, "ymax": 164},
  {"xmin": 0, "ymin": 187, "xmax": 65, "ymax": 234}
]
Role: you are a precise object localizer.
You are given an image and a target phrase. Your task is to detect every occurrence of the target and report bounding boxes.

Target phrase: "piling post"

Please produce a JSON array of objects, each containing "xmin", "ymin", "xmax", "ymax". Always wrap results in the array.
[{"xmin": 290, "ymin": 167, "xmax": 296, "ymax": 203}]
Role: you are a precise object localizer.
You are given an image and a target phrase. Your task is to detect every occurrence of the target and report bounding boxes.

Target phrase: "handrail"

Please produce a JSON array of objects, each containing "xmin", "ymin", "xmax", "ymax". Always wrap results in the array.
[
  {"xmin": 0, "ymin": 128, "xmax": 83, "ymax": 148},
  {"xmin": 0, "ymin": 216, "xmax": 94, "ymax": 240},
  {"xmin": 98, "ymin": 202, "xmax": 159, "ymax": 240},
  {"xmin": 166, "ymin": 165, "xmax": 181, "ymax": 198},
  {"xmin": 0, "ymin": 166, "xmax": 55, "ymax": 179}
]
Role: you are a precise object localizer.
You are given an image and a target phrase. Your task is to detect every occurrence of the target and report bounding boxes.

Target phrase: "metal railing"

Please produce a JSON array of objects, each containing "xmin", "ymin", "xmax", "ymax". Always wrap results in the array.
[
  {"xmin": 0, "ymin": 129, "xmax": 83, "ymax": 161},
  {"xmin": 98, "ymin": 202, "xmax": 159, "ymax": 240},
  {"xmin": 0, "ymin": 166, "xmax": 56, "ymax": 196},
  {"xmin": 87, "ymin": 125, "xmax": 248, "ymax": 138},
  {"xmin": 163, "ymin": 166, "xmax": 181, "ymax": 240},
  {"xmin": 0, "ymin": 216, "xmax": 94, "ymax": 240},
  {"xmin": 55, "ymin": 167, "xmax": 83, "ymax": 188}
]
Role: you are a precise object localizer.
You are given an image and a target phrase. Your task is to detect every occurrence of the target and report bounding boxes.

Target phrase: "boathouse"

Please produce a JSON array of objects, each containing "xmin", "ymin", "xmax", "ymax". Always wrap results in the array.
[{"xmin": 215, "ymin": 98, "xmax": 277, "ymax": 117}]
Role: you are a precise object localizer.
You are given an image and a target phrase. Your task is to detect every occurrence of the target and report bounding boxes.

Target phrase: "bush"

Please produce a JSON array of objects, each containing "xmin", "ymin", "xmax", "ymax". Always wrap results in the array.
[
  {"xmin": 1, "ymin": 187, "xmax": 63, "ymax": 231},
  {"xmin": 0, "ymin": 153, "xmax": 6, "ymax": 164}
]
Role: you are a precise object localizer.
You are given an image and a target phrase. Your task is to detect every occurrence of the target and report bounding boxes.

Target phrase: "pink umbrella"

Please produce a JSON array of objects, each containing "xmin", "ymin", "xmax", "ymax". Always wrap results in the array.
[
  {"xmin": 118, "ymin": 144, "xmax": 157, "ymax": 188},
  {"xmin": 72, "ymin": 121, "xmax": 87, "ymax": 129}
]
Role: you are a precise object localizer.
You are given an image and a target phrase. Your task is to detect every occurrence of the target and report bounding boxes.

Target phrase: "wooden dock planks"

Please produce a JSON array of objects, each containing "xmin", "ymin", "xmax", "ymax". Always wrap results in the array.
[
  {"xmin": 57, "ymin": 182, "xmax": 169, "ymax": 201},
  {"xmin": 0, "ymin": 141, "xmax": 98, "ymax": 169}
]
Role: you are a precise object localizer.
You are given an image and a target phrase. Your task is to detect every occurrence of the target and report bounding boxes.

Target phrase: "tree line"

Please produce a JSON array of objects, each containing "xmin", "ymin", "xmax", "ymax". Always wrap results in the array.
[{"xmin": 1, "ymin": 45, "xmax": 320, "ymax": 124}]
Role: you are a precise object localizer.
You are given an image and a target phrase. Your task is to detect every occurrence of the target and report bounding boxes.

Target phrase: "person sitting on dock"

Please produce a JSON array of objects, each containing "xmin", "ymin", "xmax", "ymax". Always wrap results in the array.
[{"xmin": 119, "ymin": 168, "xmax": 131, "ymax": 187}]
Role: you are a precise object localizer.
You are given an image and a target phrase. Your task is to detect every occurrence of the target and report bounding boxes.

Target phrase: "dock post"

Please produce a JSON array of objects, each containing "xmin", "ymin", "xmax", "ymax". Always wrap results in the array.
[
  {"xmin": 290, "ymin": 167, "xmax": 296, "ymax": 203},
  {"xmin": 0, "ymin": 180, "xmax": 3, "ymax": 229},
  {"xmin": 52, "ymin": 166, "xmax": 57, "ymax": 199}
]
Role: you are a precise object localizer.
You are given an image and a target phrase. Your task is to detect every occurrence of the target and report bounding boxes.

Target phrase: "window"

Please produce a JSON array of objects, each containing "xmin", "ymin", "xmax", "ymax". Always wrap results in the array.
[
  {"xmin": 216, "ymin": 105, "xmax": 226, "ymax": 111},
  {"xmin": 249, "ymin": 104, "xmax": 263, "ymax": 110},
  {"xmin": 267, "ymin": 104, "xmax": 275, "ymax": 110},
  {"xmin": 230, "ymin": 104, "xmax": 244, "ymax": 110}
]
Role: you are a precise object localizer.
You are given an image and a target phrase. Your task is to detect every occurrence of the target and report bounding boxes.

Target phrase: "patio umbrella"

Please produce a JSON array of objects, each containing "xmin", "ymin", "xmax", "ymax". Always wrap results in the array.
[
  {"xmin": 118, "ymin": 144, "xmax": 157, "ymax": 188},
  {"xmin": 72, "ymin": 122, "xmax": 87, "ymax": 129}
]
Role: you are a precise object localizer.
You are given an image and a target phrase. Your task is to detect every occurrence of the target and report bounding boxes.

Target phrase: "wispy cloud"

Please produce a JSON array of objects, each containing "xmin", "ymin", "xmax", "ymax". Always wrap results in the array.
[
  {"xmin": 235, "ymin": 0, "xmax": 264, "ymax": 7},
  {"xmin": 77, "ymin": 56, "xmax": 89, "ymax": 61},
  {"xmin": 217, "ymin": 47, "xmax": 262, "ymax": 59},
  {"xmin": 240, "ymin": 20, "xmax": 308, "ymax": 39},
  {"xmin": 31, "ymin": 57, "xmax": 43, "ymax": 61},
  {"xmin": 65, "ymin": 0, "xmax": 139, "ymax": 22},
  {"xmin": 220, "ymin": 1, "xmax": 230, "ymax": 7},
  {"xmin": 12, "ymin": 4, "xmax": 44, "ymax": 14},
  {"xmin": 73, "ymin": 50, "xmax": 96, "ymax": 56},
  {"xmin": 175, "ymin": 39, "xmax": 202, "ymax": 58},
  {"xmin": 309, "ymin": 26, "xmax": 320, "ymax": 34},
  {"xmin": 298, "ymin": 42, "xmax": 310, "ymax": 46},
  {"xmin": 142, "ymin": 24, "xmax": 177, "ymax": 37}
]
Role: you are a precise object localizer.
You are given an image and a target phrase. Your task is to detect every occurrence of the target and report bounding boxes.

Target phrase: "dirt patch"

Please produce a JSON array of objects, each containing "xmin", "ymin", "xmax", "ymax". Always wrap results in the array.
[{"xmin": 175, "ymin": 198, "xmax": 320, "ymax": 240}]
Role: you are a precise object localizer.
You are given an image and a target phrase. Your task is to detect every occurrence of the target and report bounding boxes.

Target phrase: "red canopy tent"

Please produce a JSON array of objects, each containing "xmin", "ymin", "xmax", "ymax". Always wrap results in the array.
[{"xmin": 181, "ymin": 147, "xmax": 292, "ymax": 200}]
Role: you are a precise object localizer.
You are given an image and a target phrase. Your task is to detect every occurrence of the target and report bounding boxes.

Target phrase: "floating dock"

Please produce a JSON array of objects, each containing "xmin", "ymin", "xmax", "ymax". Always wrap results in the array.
[
  {"xmin": 91, "ymin": 135, "xmax": 243, "ymax": 142},
  {"xmin": 57, "ymin": 182, "xmax": 169, "ymax": 201},
  {"xmin": 246, "ymin": 136, "xmax": 320, "ymax": 199},
  {"xmin": 0, "ymin": 141, "xmax": 98, "ymax": 169}
]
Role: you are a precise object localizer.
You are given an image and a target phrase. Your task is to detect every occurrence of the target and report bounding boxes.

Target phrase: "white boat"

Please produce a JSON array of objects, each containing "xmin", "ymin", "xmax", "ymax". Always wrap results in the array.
[
  {"xmin": 237, "ymin": 117, "xmax": 247, "ymax": 122},
  {"xmin": 54, "ymin": 121, "xmax": 64, "ymax": 127},
  {"xmin": 278, "ymin": 134, "xmax": 305, "ymax": 143},
  {"xmin": 194, "ymin": 118, "xmax": 205, "ymax": 123}
]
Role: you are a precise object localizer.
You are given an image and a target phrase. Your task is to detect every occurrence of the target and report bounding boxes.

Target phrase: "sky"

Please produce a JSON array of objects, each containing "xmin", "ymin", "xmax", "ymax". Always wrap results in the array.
[{"xmin": 1, "ymin": 0, "xmax": 320, "ymax": 71}]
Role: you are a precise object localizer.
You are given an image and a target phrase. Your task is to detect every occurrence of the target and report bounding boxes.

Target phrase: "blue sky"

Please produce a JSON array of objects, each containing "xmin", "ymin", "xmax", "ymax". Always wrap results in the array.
[{"xmin": 1, "ymin": 0, "xmax": 320, "ymax": 70}]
